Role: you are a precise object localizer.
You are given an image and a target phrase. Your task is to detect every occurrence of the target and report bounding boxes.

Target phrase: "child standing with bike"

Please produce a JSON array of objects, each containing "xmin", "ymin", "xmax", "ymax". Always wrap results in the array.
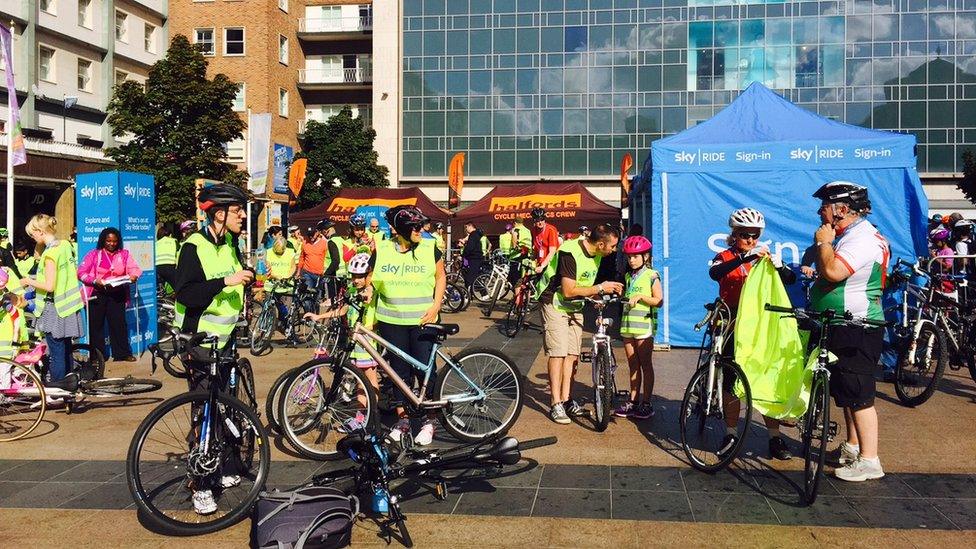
[{"xmin": 615, "ymin": 236, "xmax": 662, "ymax": 420}]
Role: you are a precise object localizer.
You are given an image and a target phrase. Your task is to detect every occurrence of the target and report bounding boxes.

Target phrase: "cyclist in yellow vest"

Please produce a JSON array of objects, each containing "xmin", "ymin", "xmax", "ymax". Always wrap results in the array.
[
  {"xmin": 513, "ymin": 217, "xmax": 532, "ymax": 253},
  {"xmin": 0, "ymin": 259, "xmax": 27, "ymax": 360},
  {"xmin": 13, "ymin": 242, "xmax": 36, "ymax": 277},
  {"xmin": 287, "ymin": 225, "xmax": 303, "ymax": 253},
  {"xmin": 155, "ymin": 222, "xmax": 179, "ymax": 292},
  {"xmin": 615, "ymin": 236, "xmax": 662, "ymax": 421},
  {"xmin": 21, "ymin": 214, "xmax": 85, "ymax": 389},
  {"xmin": 370, "ymin": 205, "xmax": 446, "ymax": 446},
  {"xmin": 265, "ymin": 236, "xmax": 297, "ymax": 321},
  {"xmin": 534, "ymin": 223, "xmax": 623, "ymax": 424}
]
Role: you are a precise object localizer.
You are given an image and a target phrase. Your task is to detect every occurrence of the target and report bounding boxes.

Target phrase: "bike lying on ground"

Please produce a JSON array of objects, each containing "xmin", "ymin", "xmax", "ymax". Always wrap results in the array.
[
  {"xmin": 127, "ymin": 332, "xmax": 268, "ymax": 536},
  {"xmin": 300, "ymin": 418, "xmax": 556, "ymax": 547},
  {"xmin": 276, "ymin": 293, "xmax": 525, "ymax": 460}
]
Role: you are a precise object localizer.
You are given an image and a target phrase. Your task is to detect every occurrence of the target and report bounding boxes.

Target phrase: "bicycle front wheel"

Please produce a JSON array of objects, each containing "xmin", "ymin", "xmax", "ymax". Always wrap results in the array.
[
  {"xmin": 502, "ymin": 297, "xmax": 526, "ymax": 338},
  {"xmin": 265, "ymin": 365, "xmax": 304, "ymax": 434},
  {"xmin": 0, "ymin": 361, "xmax": 46, "ymax": 442},
  {"xmin": 894, "ymin": 323, "xmax": 946, "ymax": 407},
  {"xmin": 86, "ymin": 376, "xmax": 162, "ymax": 396},
  {"xmin": 71, "ymin": 344, "xmax": 105, "ymax": 382},
  {"xmin": 278, "ymin": 359, "xmax": 377, "ymax": 460},
  {"xmin": 802, "ymin": 372, "xmax": 830, "ymax": 505},
  {"xmin": 126, "ymin": 391, "xmax": 270, "ymax": 536},
  {"xmin": 435, "ymin": 347, "xmax": 524, "ymax": 441},
  {"xmin": 441, "ymin": 282, "xmax": 467, "ymax": 314},
  {"xmin": 471, "ymin": 274, "xmax": 492, "ymax": 303},
  {"xmin": 249, "ymin": 304, "xmax": 276, "ymax": 356},
  {"xmin": 593, "ymin": 347, "xmax": 615, "ymax": 432},
  {"xmin": 679, "ymin": 360, "xmax": 752, "ymax": 473}
]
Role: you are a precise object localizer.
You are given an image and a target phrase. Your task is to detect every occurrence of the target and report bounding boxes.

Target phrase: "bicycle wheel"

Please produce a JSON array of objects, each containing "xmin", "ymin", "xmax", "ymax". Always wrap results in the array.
[
  {"xmin": 435, "ymin": 347, "xmax": 524, "ymax": 442},
  {"xmin": 894, "ymin": 323, "xmax": 947, "ymax": 407},
  {"xmin": 592, "ymin": 346, "xmax": 615, "ymax": 432},
  {"xmin": 85, "ymin": 376, "xmax": 162, "ymax": 396},
  {"xmin": 126, "ymin": 391, "xmax": 270, "ymax": 536},
  {"xmin": 265, "ymin": 366, "xmax": 303, "ymax": 434},
  {"xmin": 802, "ymin": 371, "xmax": 830, "ymax": 505},
  {"xmin": 471, "ymin": 274, "xmax": 492, "ymax": 303},
  {"xmin": 441, "ymin": 282, "xmax": 466, "ymax": 314},
  {"xmin": 502, "ymin": 297, "xmax": 526, "ymax": 338},
  {"xmin": 234, "ymin": 358, "xmax": 258, "ymax": 411},
  {"xmin": 679, "ymin": 360, "xmax": 752, "ymax": 473},
  {"xmin": 482, "ymin": 277, "xmax": 503, "ymax": 318},
  {"xmin": 71, "ymin": 344, "xmax": 105, "ymax": 382},
  {"xmin": 249, "ymin": 303, "xmax": 277, "ymax": 356},
  {"xmin": 0, "ymin": 361, "xmax": 46, "ymax": 442},
  {"xmin": 278, "ymin": 359, "xmax": 377, "ymax": 460}
]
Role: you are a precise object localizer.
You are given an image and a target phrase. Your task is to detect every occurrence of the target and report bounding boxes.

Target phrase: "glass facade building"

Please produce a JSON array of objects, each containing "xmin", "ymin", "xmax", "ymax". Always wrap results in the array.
[{"xmin": 401, "ymin": 0, "xmax": 976, "ymax": 179}]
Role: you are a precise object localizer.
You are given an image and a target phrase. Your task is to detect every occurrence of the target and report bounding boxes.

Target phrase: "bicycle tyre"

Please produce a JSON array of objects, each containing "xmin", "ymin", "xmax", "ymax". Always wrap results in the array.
[
  {"xmin": 593, "ymin": 347, "xmax": 614, "ymax": 432},
  {"xmin": 435, "ymin": 347, "xmax": 524, "ymax": 442},
  {"xmin": 71, "ymin": 344, "xmax": 105, "ymax": 382},
  {"xmin": 894, "ymin": 323, "xmax": 947, "ymax": 407},
  {"xmin": 471, "ymin": 274, "xmax": 492, "ymax": 303},
  {"xmin": 278, "ymin": 359, "xmax": 378, "ymax": 460},
  {"xmin": 0, "ymin": 361, "xmax": 46, "ymax": 442},
  {"xmin": 86, "ymin": 377, "xmax": 162, "ymax": 396},
  {"xmin": 502, "ymin": 298, "xmax": 524, "ymax": 338},
  {"xmin": 249, "ymin": 304, "xmax": 277, "ymax": 356},
  {"xmin": 802, "ymin": 371, "xmax": 830, "ymax": 505},
  {"xmin": 441, "ymin": 282, "xmax": 466, "ymax": 314},
  {"xmin": 679, "ymin": 361, "xmax": 752, "ymax": 473},
  {"xmin": 126, "ymin": 391, "xmax": 270, "ymax": 536},
  {"xmin": 265, "ymin": 366, "xmax": 303, "ymax": 434},
  {"xmin": 235, "ymin": 358, "xmax": 258, "ymax": 411}
]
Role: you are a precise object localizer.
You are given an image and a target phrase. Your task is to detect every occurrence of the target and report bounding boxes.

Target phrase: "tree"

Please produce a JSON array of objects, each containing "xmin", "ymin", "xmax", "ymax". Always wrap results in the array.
[
  {"xmin": 106, "ymin": 35, "xmax": 247, "ymax": 223},
  {"xmin": 295, "ymin": 107, "xmax": 389, "ymax": 210},
  {"xmin": 960, "ymin": 150, "xmax": 976, "ymax": 206}
]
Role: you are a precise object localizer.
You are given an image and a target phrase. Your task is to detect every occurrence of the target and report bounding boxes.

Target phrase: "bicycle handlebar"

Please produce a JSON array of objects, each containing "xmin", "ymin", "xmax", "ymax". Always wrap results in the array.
[{"xmin": 763, "ymin": 304, "xmax": 888, "ymax": 328}]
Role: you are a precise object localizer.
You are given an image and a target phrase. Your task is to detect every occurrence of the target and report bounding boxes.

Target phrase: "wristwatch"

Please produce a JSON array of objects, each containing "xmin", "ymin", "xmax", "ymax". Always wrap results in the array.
[{"xmin": 597, "ymin": 284, "xmax": 605, "ymax": 296}]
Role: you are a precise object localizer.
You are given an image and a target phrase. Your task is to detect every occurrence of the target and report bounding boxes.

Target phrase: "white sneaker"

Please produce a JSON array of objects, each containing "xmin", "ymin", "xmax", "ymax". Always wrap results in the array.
[
  {"xmin": 414, "ymin": 421, "xmax": 435, "ymax": 446},
  {"xmin": 838, "ymin": 442, "xmax": 859, "ymax": 465},
  {"xmin": 387, "ymin": 419, "xmax": 410, "ymax": 442},
  {"xmin": 834, "ymin": 457, "xmax": 884, "ymax": 482},
  {"xmin": 220, "ymin": 475, "xmax": 241, "ymax": 488},
  {"xmin": 192, "ymin": 490, "xmax": 218, "ymax": 515}
]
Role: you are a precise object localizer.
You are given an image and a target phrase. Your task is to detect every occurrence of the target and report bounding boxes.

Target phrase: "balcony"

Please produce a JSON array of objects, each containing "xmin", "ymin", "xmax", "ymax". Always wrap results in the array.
[
  {"xmin": 299, "ymin": 111, "xmax": 371, "ymax": 134},
  {"xmin": 298, "ymin": 16, "xmax": 372, "ymax": 40},
  {"xmin": 298, "ymin": 67, "xmax": 373, "ymax": 90}
]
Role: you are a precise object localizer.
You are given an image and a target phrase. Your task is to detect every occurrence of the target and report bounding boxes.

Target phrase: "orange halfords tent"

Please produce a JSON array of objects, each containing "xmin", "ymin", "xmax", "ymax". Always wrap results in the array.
[
  {"xmin": 450, "ymin": 183, "xmax": 620, "ymax": 235},
  {"xmin": 288, "ymin": 187, "xmax": 449, "ymax": 233}
]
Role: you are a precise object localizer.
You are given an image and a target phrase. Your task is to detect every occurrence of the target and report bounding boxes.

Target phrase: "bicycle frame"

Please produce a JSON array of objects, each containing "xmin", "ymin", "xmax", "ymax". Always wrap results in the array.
[
  {"xmin": 588, "ymin": 301, "xmax": 616, "ymax": 389},
  {"xmin": 695, "ymin": 299, "xmax": 733, "ymax": 418}
]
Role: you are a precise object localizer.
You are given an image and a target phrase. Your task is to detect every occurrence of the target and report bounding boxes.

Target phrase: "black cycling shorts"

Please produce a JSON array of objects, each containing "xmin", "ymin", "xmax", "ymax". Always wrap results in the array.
[{"xmin": 825, "ymin": 325, "xmax": 884, "ymax": 410}]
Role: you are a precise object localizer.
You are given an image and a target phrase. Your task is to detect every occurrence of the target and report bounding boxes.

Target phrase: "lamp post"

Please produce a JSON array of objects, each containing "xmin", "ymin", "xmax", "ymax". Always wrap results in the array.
[{"xmin": 62, "ymin": 95, "xmax": 78, "ymax": 143}]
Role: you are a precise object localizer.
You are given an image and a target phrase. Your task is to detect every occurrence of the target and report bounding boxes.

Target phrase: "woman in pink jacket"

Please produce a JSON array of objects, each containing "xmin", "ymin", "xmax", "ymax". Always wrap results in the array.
[{"xmin": 77, "ymin": 227, "xmax": 142, "ymax": 362}]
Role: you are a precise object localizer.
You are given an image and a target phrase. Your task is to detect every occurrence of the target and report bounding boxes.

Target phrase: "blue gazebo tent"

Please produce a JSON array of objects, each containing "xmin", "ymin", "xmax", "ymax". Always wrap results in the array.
[{"xmin": 638, "ymin": 82, "xmax": 928, "ymax": 347}]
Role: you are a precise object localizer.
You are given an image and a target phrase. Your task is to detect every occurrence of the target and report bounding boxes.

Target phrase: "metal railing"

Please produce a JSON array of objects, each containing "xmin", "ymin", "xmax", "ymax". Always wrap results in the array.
[
  {"xmin": 298, "ymin": 67, "xmax": 372, "ymax": 84},
  {"xmin": 299, "ymin": 110, "xmax": 371, "ymax": 133},
  {"xmin": 299, "ymin": 16, "xmax": 372, "ymax": 33}
]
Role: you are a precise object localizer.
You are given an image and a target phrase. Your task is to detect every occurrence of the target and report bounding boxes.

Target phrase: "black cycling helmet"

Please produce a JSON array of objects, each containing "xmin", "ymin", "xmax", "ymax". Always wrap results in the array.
[
  {"xmin": 385, "ymin": 205, "xmax": 429, "ymax": 239},
  {"xmin": 813, "ymin": 181, "xmax": 871, "ymax": 214},
  {"xmin": 530, "ymin": 207, "xmax": 546, "ymax": 221},
  {"xmin": 316, "ymin": 219, "xmax": 334, "ymax": 232},
  {"xmin": 197, "ymin": 183, "xmax": 248, "ymax": 213},
  {"xmin": 349, "ymin": 214, "xmax": 366, "ymax": 229}
]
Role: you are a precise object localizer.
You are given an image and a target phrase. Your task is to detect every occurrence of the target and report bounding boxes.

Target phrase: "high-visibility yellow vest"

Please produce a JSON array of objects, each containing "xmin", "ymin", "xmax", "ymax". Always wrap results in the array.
[
  {"xmin": 15, "ymin": 257, "xmax": 36, "ymax": 277},
  {"xmin": 372, "ymin": 239, "xmax": 436, "ymax": 325},
  {"xmin": 514, "ymin": 225, "xmax": 532, "ymax": 249},
  {"xmin": 498, "ymin": 233, "xmax": 513, "ymax": 257},
  {"xmin": 155, "ymin": 236, "xmax": 178, "ymax": 266},
  {"xmin": 328, "ymin": 236, "xmax": 349, "ymax": 277},
  {"xmin": 35, "ymin": 241, "xmax": 84, "ymax": 318},
  {"xmin": 347, "ymin": 282, "xmax": 378, "ymax": 365},
  {"xmin": 480, "ymin": 235, "xmax": 489, "ymax": 255},
  {"xmin": 288, "ymin": 236, "xmax": 302, "ymax": 252},
  {"xmin": 368, "ymin": 229, "xmax": 386, "ymax": 242},
  {"xmin": 621, "ymin": 267, "xmax": 659, "ymax": 339},
  {"xmin": 266, "ymin": 248, "xmax": 296, "ymax": 293},
  {"xmin": 174, "ymin": 232, "xmax": 243, "ymax": 348},
  {"xmin": 0, "ymin": 267, "xmax": 26, "ymax": 358},
  {"xmin": 534, "ymin": 239, "xmax": 600, "ymax": 313}
]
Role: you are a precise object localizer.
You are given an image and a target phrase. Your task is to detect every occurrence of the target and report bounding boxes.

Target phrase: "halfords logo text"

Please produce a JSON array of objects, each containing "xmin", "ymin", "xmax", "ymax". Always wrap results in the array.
[
  {"xmin": 327, "ymin": 197, "xmax": 417, "ymax": 214},
  {"xmin": 379, "ymin": 264, "xmax": 428, "ymax": 275},
  {"xmin": 79, "ymin": 183, "xmax": 114, "ymax": 200},
  {"xmin": 123, "ymin": 183, "xmax": 151, "ymax": 199},
  {"xmin": 489, "ymin": 193, "xmax": 581, "ymax": 212}
]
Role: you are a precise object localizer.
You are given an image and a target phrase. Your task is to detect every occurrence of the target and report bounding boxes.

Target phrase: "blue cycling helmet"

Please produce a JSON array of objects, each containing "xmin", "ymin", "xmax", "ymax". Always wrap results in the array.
[{"xmin": 349, "ymin": 214, "xmax": 366, "ymax": 228}]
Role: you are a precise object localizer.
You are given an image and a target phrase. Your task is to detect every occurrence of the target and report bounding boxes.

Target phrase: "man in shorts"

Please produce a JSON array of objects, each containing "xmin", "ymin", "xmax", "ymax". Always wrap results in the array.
[
  {"xmin": 809, "ymin": 181, "xmax": 889, "ymax": 482},
  {"xmin": 535, "ymin": 224, "xmax": 623, "ymax": 424}
]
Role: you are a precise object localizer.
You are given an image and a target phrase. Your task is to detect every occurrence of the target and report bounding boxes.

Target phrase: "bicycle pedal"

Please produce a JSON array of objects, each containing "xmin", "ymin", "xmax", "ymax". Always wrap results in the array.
[
  {"xmin": 827, "ymin": 421, "xmax": 839, "ymax": 441},
  {"xmin": 434, "ymin": 480, "xmax": 448, "ymax": 501}
]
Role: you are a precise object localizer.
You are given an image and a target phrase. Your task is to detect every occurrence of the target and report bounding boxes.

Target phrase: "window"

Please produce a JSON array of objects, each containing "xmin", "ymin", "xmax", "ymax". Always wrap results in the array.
[
  {"xmin": 77, "ymin": 58, "xmax": 93, "ymax": 92},
  {"xmin": 194, "ymin": 28, "xmax": 215, "ymax": 56},
  {"xmin": 225, "ymin": 138, "xmax": 245, "ymax": 162},
  {"xmin": 232, "ymin": 83, "xmax": 245, "ymax": 112},
  {"xmin": 278, "ymin": 0, "xmax": 288, "ymax": 12},
  {"xmin": 145, "ymin": 23, "xmax": 156, "ymax": 53},
  {"xmin": 39, "ymin": 47, "xmax": 56, "ymax": 83},
  {"xmin": 40, "ymin": 0, "xmax": 55, "ymax": 14},
  {"xmin": 115, "ymin": 11, "xmax": 128, "ymax": 42},
  {"xmin": 224, "ymin": 28, "xmax": 245, "ymax": 56},
  {"xmin": 78, "ymin": 0, "xmax": 92, "ymax": 28},
  {"xmin": 278, "ymin": 35, "xmax": 288, "ymax": 65},
  {"xmin": 115, "ymin": 70, "xmax": 128, "ymax": 86},
  {"xmin": 279, "ymin": 89, "xmax": 289, "ymax": 117}
]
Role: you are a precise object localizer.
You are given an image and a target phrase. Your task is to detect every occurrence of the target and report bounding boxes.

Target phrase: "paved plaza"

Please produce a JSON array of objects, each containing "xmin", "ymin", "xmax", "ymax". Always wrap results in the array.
[{"xmin": 2, "ymin": 307, "xmax": 976, "ymax": 547}]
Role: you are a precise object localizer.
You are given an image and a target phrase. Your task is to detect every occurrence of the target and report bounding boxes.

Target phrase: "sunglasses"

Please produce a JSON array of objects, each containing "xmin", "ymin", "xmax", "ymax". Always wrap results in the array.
[{"xmin": 735, "ymin": 232, "xmax": 760, "ymax": 240}]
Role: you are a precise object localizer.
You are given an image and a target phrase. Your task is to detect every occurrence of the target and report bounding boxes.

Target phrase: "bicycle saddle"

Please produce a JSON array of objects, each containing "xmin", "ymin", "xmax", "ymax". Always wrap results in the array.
[{"xmin": 424, "ymin": 323, "xmax": 460, "ymax": 336}]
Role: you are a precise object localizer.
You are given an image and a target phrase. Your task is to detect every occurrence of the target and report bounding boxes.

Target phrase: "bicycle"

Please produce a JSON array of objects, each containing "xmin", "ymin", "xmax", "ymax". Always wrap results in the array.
[
  {"xmin": 679, "ymin": 298, "xmax": 753, "ymax": 473},
  {"xmin": 764, "ymin": 304, "xmax": 887, "ymax": 505},
  {"xmin": 127, "ymin": 332, "xmax": 269, "ymax": 535},
  {"xmin": 440, "ymin": 281, "xmax": 469, "ymax": 314},
  {"xmin": 574, "ymin": 295, "xmax": 622, "ymax": 432},
  {"xmin": 304, "ymin": 419, "xmax": 557, "ymax": 547},
  {"xmin": 0, "ymin": 355, "xmax": 47, "ymax": 442},
  {"xmin": 278, "ymin": 293, "xmax": 524, "ymax": 460},
  {"xmin": 249, "ymin": 278, "xmax": 296, "ymax": 356},
  {"xmin": 502, "ymin": 260, "xmax": 540, "ymax": 338},
  {"xmin": 479, "ymin": 251, "xmax": 513, "ymax": 316}
]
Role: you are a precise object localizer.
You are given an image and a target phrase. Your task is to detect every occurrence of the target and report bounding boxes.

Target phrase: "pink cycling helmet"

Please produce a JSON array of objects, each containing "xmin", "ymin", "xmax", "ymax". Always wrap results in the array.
[
  {"xmin": 623, "ymin": 236, "xmax": 651, "ymax": 254},
  {"xmin": 930, "ymin": 228, "xmax": 950, "ymax": 242}
]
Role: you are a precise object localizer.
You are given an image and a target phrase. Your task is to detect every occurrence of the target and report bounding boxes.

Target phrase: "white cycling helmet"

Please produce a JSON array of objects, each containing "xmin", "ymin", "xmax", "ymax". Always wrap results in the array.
[
  {"xmin": 348, "ymin": 253, "xmax": 371, "ymax": 275},
  {"xmin": 728, "ymin": 208, "xmax": 766, "ymax": 231}
]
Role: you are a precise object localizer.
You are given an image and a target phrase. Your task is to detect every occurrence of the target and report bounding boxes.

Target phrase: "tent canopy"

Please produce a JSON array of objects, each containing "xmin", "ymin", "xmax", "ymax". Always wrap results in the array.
[
  {"xmin": 643, "ymin": 82, "xmax": 928, "ymax": 347},
  {"xmin": 451, "ymin": 182, "xmax": 620, "ymax": 235},
  {"xmin": 289, "ymin": 186, "xmax": 449, "ymax": 232}
]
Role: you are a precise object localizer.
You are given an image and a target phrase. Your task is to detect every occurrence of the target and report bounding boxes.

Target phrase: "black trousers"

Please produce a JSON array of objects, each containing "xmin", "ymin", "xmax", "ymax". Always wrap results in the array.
[
  {"xmin": 463, "ymin": 258, "xmax": 483, "ymax": 289},
  {"xmin": 377, "ymin": 322, "xmax": 437, "ymax": 401},
  {"xmin": 157, "ymin": 265, "xmax": 177, "ymax": 290},
  {"xmin": 88, "ymin": 289, "xmax": 133, "ymax": 360}
]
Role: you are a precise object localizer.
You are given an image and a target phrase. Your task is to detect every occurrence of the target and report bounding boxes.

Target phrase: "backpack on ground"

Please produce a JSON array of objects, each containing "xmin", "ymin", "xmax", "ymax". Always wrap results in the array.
[{"xmin": 252, "ymin": 486, "xmax": 357, "ymax": 549}]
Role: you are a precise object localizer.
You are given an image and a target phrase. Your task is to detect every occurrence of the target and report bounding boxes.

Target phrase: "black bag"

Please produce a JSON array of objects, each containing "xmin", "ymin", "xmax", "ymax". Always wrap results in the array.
[{"xmin": 252, "ymin": 486, "xmax": 357, "ymax": 549}]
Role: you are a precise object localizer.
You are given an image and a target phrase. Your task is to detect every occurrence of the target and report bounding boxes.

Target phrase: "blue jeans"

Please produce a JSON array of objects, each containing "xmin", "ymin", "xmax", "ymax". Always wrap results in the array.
[
  {"xmin": 300, "ymin": 271, "xmax": 323, "ymax": 313},
  {"xmin": 45, "ymin": 335, "xmax": 72, "ymax": 382}
]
